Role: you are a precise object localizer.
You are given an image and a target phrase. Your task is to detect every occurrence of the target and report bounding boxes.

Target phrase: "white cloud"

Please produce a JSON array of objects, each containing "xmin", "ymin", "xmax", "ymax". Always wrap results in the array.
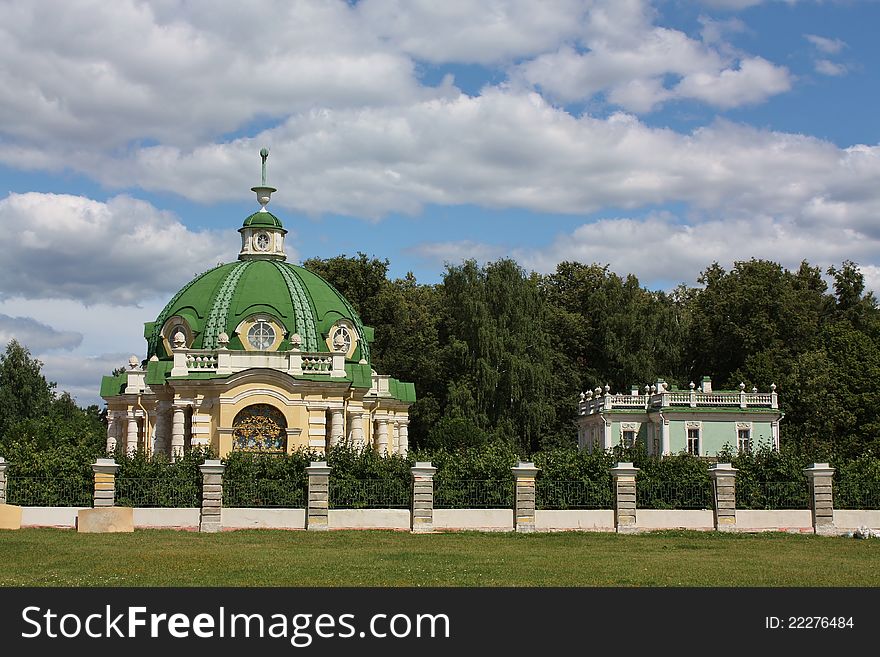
[
  {"xmin": 0, "ymin": 314, "xmax": 82, "ymax": 352},
  {"xmin": 814, "ymin": 59, "xmax": 847, "ymax": 76},
  {"xmin": 805, "ymin": 34, "xmax": 846, "ymax": 55},
  {"xmin": 71, "ymin": 91, "xmax": 880, "ymax": 230},
  {"xmin": 0, "ymin": 0, "xmax": 422, "ymax": 152},
  {"xmin": 0, "ymin": 192, "xmax": 237, "ymax": 305},
  {"xmin": 513, "ymin": 21, "xmax": 790, "ymax": 112},
  {"xmin": 416, "ymin": 210, "xmax": 880, "ymax": 295},
  {"xmin": 356, "ymin": 0, "xmax": 591, "ymax": 64},
  {"xmin": 674, "ymin": 56, "xmax": 791, "ymax": 108}
]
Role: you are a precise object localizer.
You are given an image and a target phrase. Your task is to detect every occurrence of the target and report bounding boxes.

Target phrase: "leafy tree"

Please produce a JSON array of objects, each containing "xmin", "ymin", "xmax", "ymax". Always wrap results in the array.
[
  {"xmin": 686, "ymin": 259, "xmax": 826, "ymax": 388},
  {"xmin": 438, "ymin": 259, "xmax": 556, "ymax": 451},
  {"xmin": 0, "ymin": 339, "xmax": 56, "ymax": 441}
]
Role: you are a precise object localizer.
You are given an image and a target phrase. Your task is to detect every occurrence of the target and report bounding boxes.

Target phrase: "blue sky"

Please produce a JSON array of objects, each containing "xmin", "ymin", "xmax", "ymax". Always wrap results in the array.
[{"xmin": 0, "ymin": 0, "xmax": 878, "ymax": 406}]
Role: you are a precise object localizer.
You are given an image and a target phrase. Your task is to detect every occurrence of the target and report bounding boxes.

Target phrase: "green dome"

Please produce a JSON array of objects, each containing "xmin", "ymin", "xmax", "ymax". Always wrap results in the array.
[
  {"xmin": 241, "ymin": 210, "xmax": 286, "ymax": 232},
  {"xmin": 147, "ymin": 260, "xmax": 371, "ymax": 362}
]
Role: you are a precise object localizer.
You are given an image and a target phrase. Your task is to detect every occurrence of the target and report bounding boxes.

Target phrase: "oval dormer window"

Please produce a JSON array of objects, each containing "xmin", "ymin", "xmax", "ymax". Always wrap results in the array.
[{"xmin": 247, "ymin": 319, "xmax": 276, "ymax": 350}]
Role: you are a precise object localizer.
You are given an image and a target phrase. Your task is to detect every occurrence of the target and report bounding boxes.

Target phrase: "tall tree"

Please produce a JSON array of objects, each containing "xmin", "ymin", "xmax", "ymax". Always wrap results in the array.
[
  {"xmin": 687, "ymin": 259, "xmax": 827, "ymax": 388},
  {"xmin": 0, "ymin": 339, "xmax": 56, "ymax": 440},
  {"xmin": 439, "ymin": 259, "xmax": 556, "ymax": 451}
]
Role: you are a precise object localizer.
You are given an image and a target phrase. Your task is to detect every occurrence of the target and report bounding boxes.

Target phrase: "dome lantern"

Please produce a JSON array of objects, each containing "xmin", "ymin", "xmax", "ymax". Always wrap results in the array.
[{"xmin": 240, "ymin": 147, "xmax": 287, "ymax": 261}]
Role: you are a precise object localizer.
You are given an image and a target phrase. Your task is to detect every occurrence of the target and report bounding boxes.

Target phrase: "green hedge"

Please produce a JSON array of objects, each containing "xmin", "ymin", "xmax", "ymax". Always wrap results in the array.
[{"xmin": 3, "ymin": 440, "xmax": 880, "ymax": 509}]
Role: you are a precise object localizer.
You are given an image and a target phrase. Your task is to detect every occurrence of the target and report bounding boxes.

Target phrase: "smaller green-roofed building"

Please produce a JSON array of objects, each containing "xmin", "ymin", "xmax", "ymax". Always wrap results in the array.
[
  {"xmin": 577, "ymin": 377, "xmax": 782, "ymax": 456},
  {"xmin": 100, "ymin": 151, "xmax": 414, "ymax": 459}
]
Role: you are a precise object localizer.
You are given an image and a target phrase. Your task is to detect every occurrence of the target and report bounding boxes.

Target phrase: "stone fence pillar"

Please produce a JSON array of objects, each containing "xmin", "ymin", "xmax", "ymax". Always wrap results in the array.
[
  {"xmin": 512, "ymin": 462, "xmax": 539, "ymax": 533},
  {"xmin": 411, "ymin": 462, "xmax": 436, "ymax": 533},
  {"xmin": 0, "ymin": 457, "xmax": 7, "ymax": 505},
  {"xmin": 804, "ymin": 463, "xmax": 835, "ymax": 535},
  {"xmin": 0, "ymin": 457, "xmax": 20, "ymax": 530},
  {"xmin": 199, "ymin": 460, "xmax": 225, "ymax": 533},
  {"xmin": 709, "ymin": 463, "xmax": 737, "ymax": 532},
  {"xmin": 307, "ymin": 461, "xmax": 331, "ymax": 531},
  {"xmin": 611, "ymin": 462, "xmax": 639, "ymax": 533},
  {"xmin": 92, "ymin": 458, "xmax": 120, "ymax": 507}
]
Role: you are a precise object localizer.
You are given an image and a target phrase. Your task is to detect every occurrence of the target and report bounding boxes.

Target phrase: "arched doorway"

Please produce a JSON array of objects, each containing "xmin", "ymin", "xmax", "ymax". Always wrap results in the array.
[{"xmin": 232, "ymin": 404, "xmax": 288, "ymax": 453}]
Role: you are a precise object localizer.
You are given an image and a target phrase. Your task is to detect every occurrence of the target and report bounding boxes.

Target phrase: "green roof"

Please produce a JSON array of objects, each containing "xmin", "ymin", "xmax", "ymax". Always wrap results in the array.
[
  {"xmin": 147, "ymin": 260, "xmax": 372, "ymax": 364},
  {"xmin": 241, "ymin": 211, "xmax": 285, "ymax": 231},
  {"xmin": 100, "ymin": 374, "xmax": 127, "ymax": 397}
]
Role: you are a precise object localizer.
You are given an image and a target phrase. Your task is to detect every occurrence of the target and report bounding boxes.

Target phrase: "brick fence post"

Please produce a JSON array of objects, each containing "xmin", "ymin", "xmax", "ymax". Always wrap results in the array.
[
  {"xmin": 199, "ymin": 459, "xmax": 225, "ymax": 533},
  {"xmin": 804, "ymin": 463, "xmax": 835, "ymax": 536},
  {"xmin": 512, "ymin": 462, "xmax": 539, "ymax": 533},
  {"xmin": 0, "ymin": 457, "xmax": 7, "ymax": 505},
  {"xmin": 411, "ymin": 461, "xmax": 436, "ymax": 533},
  {"xmin": 307, "ymin": 461, "xmax": 331, "ymax": 531},
  {"xmin": 611, "ymin": 462, "xmax": 639, "ymax": 533},
  {"xmin": 709, "ymin": 463, "xmax": 738, "ymax": 532},
  {"xmin": 92, "ymin": 458, "xmax": 120, "ymax": 507}
]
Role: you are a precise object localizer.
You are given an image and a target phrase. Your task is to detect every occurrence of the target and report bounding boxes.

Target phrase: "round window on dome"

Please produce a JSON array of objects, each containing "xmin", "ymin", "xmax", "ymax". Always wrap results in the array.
[
  {"xmin": 327, "ymin": 321, "xmax": 358, "ymax": 358},
  {"xmin": 247, "ymin": 320, "xmax": 276, "ymax": 350}
]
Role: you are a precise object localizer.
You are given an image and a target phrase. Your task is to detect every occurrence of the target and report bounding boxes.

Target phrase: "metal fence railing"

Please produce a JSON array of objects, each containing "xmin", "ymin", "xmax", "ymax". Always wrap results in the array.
[
  {"xmin": 637, "ymin": 481, "xmax": 714, "ymax": 509},
  {"xmin": 535, "ymin": 480, "xmax": 613, "ymax": 509},
  {"xmin": 735, "ymin": 480, "xmax": 809, "ymax": 509},
  {"xmin": 224, "ymin": 479, "xmax": 306, "ymax": 508},
  {"xmin": 5, "ymin": 476, "xmax": 92, "ymax": 507},
  {"xmin": 433, "ymin": 479, "xmax": 513, "ymax": 508},
  {"xmin": 115, "ymin": 478, "xmax": 200, "ymax": 508},
  {"xmin": 833, "ymin": 482, "xmax": 880, "ymax": 510},
  {"xmin": 329, "ymin": 478, "xmax": 410, "ymax": 509}
]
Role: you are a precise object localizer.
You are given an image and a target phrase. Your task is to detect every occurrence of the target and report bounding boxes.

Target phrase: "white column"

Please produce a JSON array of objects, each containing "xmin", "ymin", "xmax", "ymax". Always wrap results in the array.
[
  {"xmin": 602, "ymin": 419, "xmax": 612, "ymax": 450},
  {"xmin": 106, "ymin": 414, "xmax": 117, "ymax": 454},
  {"xmin": 329, "ymin": 409, "xmax": 344, "ymax": 448},
  {"xmin": 660, "ymin": 417, "xmax": 670, "ymax": 456},
  {"xmin": 171, "ymin": 404, "xmax": 185, "ymax": 461},
  {"xmin": 398, "ymin": 421, "xmax": 409, "ymax": 456},
  {"xmin": 154, "ymin": 402, "xmax": 169, "ymax": 456},
  {"xmin": 391, "ymin": 421, "xmax": 400, "ymax": 454},
  {"xmin": 376, "ymin": 420, "xmax": 389, "ymax": 455},
  {"xmin": 349, "ymin": 411, "xmax": 365, "ymax": 449},
  {"xmin": 126, "ymin": 412, "xmax": 139, "ymax": 455},
  {"xmin": 771, "ymin": 421, "xmax": 780, "ymax": 451}
]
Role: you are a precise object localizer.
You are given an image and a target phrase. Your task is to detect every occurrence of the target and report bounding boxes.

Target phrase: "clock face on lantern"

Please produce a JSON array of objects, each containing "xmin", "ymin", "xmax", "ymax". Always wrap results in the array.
[{"xmin": 255, "ymin": 232, "xmax": 270, "ymax": 251}]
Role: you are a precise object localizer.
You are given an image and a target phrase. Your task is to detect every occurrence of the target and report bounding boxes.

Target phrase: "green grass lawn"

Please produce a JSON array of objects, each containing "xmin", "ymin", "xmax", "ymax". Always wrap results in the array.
[{"xmin": 0, "ymin": 528, "xmax": 877, "ymax": 587}]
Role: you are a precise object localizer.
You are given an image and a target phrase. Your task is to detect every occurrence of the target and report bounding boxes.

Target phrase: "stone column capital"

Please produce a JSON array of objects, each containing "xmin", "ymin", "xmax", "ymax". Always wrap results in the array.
[
  {"xmin": 611, "ymin": 462, "xmax": 640, "ymax": 479},
  {"xmin": 199, "ymin": 459, "xmax": 226, "ymax": 477},
  {"xmin": 411, "ymin": 462, "xmax": 436, "ymax": 479},
  {"xmin": 511, "ymin": 461, "xmax": 539, "ymax": 479},
  {"xmin": 803, "ymin": 463, "xmax": 835, "ymax": 479},
  {"xmin": 709, "ymin": 463, "xmax": 738, "ymax": 479},
  {"xmin": 306, "ymin": 461, "xmax": 331, "ymax": 477},
  {"xmin": 92, "ymin": 458, "xmax": 120, "ymax": 476}
]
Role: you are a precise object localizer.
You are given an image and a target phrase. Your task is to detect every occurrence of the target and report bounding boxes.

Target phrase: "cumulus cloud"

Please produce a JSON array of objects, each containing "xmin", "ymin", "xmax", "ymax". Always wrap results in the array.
[
  {"xmin": 357, "ymin": 0, "xmax": 590, "ymax": 64},
  {"xmin": 0, "ymin": 314, "xmax": 82, "ymax": 352},
  {"xmin": 0, "ymin": 192, "xmax": 239, "ymax": 305},
  {"xmin": 512, "ymin": 20, "xmax": 790, "ymax": 112},
  {"xmin": 0, "ymin": 0, "xmax": 422, "ymax": 152},
  {"xmin": 416, "ymin": 210, "xmax": 880, "ymax": 295},
  {"xmin": 75, "ymin": 92, "xmax": 880, "ymax": 230}
]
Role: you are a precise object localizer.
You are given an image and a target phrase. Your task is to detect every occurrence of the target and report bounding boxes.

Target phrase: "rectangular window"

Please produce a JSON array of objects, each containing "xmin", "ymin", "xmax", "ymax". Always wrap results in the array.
[
  {"xmin": 738, "ymin": 428, "xmax": 751, "ymax": 452},
  {"xmin": 622, "ymin": 430, "xmax": 636, "ymax": 448},
  {"xmin": 687, "ymin": 428, "xmax": 700, "ymax": 456}
]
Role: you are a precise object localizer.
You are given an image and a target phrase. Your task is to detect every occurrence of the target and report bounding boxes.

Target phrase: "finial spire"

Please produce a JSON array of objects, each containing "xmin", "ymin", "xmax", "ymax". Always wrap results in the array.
[{"xmin": 251, "ymin": 147, "xmax": 276, "ymax": 212}]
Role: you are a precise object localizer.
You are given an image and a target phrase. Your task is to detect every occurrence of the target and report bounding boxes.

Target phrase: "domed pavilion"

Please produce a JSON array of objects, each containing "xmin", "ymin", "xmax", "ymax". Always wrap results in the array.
[{"xmin": 100, "ymin": 150, "xmax": 414, "ymax": 459}]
